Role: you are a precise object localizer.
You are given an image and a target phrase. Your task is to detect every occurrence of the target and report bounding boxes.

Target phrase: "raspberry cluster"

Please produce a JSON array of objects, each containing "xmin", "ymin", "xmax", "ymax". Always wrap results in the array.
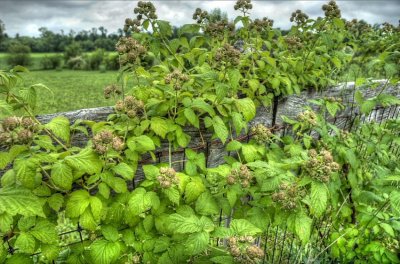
[
  {"xmin": 124, "ymin": 18, "xmax": 141, "ymax": 33},
  {"xmin": 215, "ymin": 43, "xmax": 241, "ymax": 67},
  {"xmin": 103, "ymin": 84, "xmax": 122, "ymax": 99},
  {"xmin": 92, "ymin": 130, "xmax": 124, "ymax": 155},
  {"xmin": 204, "ymin": 21, "xmax": 235, "ymax": 39},
  {"xmin": 322, "ymin": 1, "xmax": 341, "ymax": 19},
  {"xmin": 164, "ymin": 70, "xmax": 189, "ymax": 91},
  {"xmin": 285, "ymin": 36, "xmax": 303, "ymax": 49},
  {"xmin": 157, "ymin": 167, "xmax": 179, "ymax": 189},
  {"xmin": 227, "ymin": 236, "xmax": 264, "ymax": 264},
  {"xmin": 250, "ymin": 17, "xmax": 274, "ymax": 32},
  {"xmin": 0, "ymin": 117, "xmax": 38, "ymax": 147},
  {"xmin": 297, "ymin": 110, "xmax": 317, "ymax": 126},
  {"xmin": 234, "ymin": 0, "xmax": 253, "ymax": 12},
  {"xmin": 304, "ymin": 149, "xmax": 340, "ymax": 183},
  {"xmin": 250, "ymin": 124, "xmax": 273, "ymax": 144},
  {"xmin": 116, "ymin": 37, "xmax": 147, "ymax": 65},
  {"xmin": 192, "ymin": 8, "xmax": 208, "ymax": 24},
  {"xmin": 226, "ymin": 165, "xmax": 253, "ymax": 188},
  {"xmin": 115, "ymin": 96, "xmax": 145, "ymax": 119},
  {"xmin": 345, "ymin": 19, "xmax": 372, "ymax": 35},
  {"xmin": 290, "ymin": 10, "xmax": 309, "ymax": 25},
  {"xmin": 272, "ymin": 183, "xmax": 306, "ymax": 211},
  {"xmin": 124, "ymin": 1, "xmax": 157, "ymax": 32}
]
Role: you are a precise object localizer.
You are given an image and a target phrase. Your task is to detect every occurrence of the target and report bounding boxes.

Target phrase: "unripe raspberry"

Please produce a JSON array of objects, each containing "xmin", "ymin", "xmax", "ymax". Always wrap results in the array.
[
  {"xmin": 230, "ymin": 246, "xmax": 241, "ymax": 257},
  {"xmin": 246, "ymin": 245, "xmax": 264, "ymax": 259},
  {"xmin": 112, "ymin": 137, "xmax": 124, "ymax": 151},
  {"xmin": 2, "ymin": 116, "xmax": 19, "ymax": 131},
  {"xmin": 127, "ymin": 110, "xmax": 137, "ymax": 118},
  {"xmin": 17, "ymin": 129, "xmax": 33, "ymax": 143},
  {"xmin": 21, "ymin": 117, "xmax": 35, "ymax": 129},
  {"xmin": 159, "ymin": 167, "xmax": 168, "ymax": 174},
  {"xmin": 115, "ymin": 100, "xmax": 124, "ymax": 112},
  {"xmin": 227, "ymin": 175, "xmax": 236, "ymax": 185}
]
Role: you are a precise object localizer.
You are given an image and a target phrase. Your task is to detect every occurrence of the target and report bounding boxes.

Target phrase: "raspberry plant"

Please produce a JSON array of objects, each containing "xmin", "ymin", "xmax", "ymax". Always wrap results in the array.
[{"xmin": 0, "ymin": 1, "xmax": 400, "ymax": 263}]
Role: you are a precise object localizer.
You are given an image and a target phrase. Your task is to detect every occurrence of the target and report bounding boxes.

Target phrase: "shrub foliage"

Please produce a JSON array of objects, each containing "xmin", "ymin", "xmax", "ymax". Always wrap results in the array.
[{"xmin": 0, "ymin": 1, "xmax": 400, "ymax": 263}]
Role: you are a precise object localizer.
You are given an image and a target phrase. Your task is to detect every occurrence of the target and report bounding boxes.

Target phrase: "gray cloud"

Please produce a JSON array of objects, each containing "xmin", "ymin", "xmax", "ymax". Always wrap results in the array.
[{"xmin": 0, "ymin": 0, "xmax": 399, "ymax": 36}]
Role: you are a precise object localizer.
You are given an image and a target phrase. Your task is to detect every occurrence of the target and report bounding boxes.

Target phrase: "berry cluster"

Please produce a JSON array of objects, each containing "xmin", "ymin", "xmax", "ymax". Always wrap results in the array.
[
  {"xmin": 116, "ymin": 37, "xmax": 147, "ymax": 65},
  {"xmin": 134, "ymin": 1, "xmax": 157, "ymax": 20},
  {"xmin": 290, "ymin": 10, "xmax": 309, "ymax": 25},
  {"xmin": 285, "ymin": 36, "xmax": 303, "ymax": 49},
  {"xmin": 304, "ymin": 149, "xmax": 340, "ymax": 183},
  {"xmin": 322, "ymin": 1, "xmax": 341, "ymax": 19},
  {"xmin": 297, "ymin": 110, "xmax": 317, "ymax": 126},
  {"xmin": 250, "ymin": 17, "xmax": 274, "ymax": 32},
  {"xmin": 204, "ymin": 21, "xmax": 235, "ymax": 39},
  {"xmin": 226, "ymin": 165, "xmax": 253, "ymax": 188},
  {"xmin": 234, "ymin": 0, "xmax": 253, "ymax": 13},
  {"xmin": 164, "ymin": 70, "xmax": 189, "ymax": 91},
  {"xmin": 0, "ymin": 117, "xmax": 38, "ymax": 147},
  {"xmin": 124, "ymin": 18, "xmax": 141, "ymax": 33},
  {"xmin": 324, "ymin": 96, "xmax": 342, "ymax": 103},
  {"xmin": 115, "ymin": 96, "xmax": 145, "ymax": 119},
  {"xmin": 157, "ymin": 167, "xmax": 179, "ymax": 189},
  {"xmin": 92, "ymin": 130, "xmax": 124, "ymax": 155},
  {"xmin": 215, "ymin": 43, "xmax": 241, "ymax": 67},
  {"xmin": 103, "ymin": 84, "xmax": 122, "ymax": 99},
  {"xmin": 345, "ymin": 19, "xmax": 371, "ymax": 35},
  {"xmin": 272, "ymin": 183, "xmax": 306, "ymax": 211},
  {"xmin": 250, "ymin": 124, "xmax": 273, "ymax": 144},
  {"xmin": 227, "ymin": 236, "xmax": 264, "ymax": 264},
  {"xmin": 192, "ymin": 8, "xmax": 208, "ymax": 24}
]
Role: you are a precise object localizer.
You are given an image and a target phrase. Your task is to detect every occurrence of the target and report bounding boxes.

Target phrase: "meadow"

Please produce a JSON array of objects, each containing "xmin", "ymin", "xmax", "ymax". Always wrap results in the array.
[{"xmin": 19, "ymin": 70, "xmax": 118, "ymax": 114}]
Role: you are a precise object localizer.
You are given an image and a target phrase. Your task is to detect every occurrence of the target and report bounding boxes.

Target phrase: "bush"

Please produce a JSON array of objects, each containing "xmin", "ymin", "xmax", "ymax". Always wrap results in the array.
[
  {"xmin": 40, "ymin": 55, "xmax": 62, "ymax": 70},
  {"xmin": 64, "ymin": 42, "xmax": 83, "ymax": 61},
  {"xmin": 105, "ymin": 53, "xmax": 120, "ymax": 70},
  {"xmin": 6, "ymin": 42, "xmax": 31, "ymax": 67},
  {"xmin": 87, "ymin": 49, "xmax": 105, "ymax": 70},
  {"xmin": 66, "ymin": 56, "xmax": 87, "ymax": 70}
]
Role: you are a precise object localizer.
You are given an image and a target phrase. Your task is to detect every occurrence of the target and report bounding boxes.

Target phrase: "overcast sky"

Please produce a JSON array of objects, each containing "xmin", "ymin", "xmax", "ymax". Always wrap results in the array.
[{"xmin": 0, "ymin": 1, "xmax": 399, "ymax": 37}]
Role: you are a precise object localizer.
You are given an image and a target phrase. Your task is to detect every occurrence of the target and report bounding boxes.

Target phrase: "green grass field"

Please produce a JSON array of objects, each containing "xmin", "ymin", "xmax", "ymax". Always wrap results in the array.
[
  {"xmin": 0, "ymin": 52, "xmax": 62, "ymax": 70},
  {"xmin": 18, "ymin": 70, "xmax": 120, "ymax": 114}
]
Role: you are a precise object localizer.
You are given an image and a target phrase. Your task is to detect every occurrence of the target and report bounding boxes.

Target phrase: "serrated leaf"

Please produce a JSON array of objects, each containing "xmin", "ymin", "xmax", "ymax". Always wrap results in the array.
[
  {"xmin": 14, "ymin": 159, "xmax": 37, "ymax": 189},
  {"xmin": 226, "ymin": 140, "xmax": 242, "ymax": 151},
  {"xmin": 184, "ymin": 108, "xmax": 199, "ymax": 128},
  {"xmin": 65, "ymin": 190, "xmax": 90, "ymax": 218},
  {"xmin": 30, "ymin": 220, "xmax": 58, "ymax": 244},
  {"xmin": 235, "ymin": 98, "xmax": 256, "ymax": 121},
  {"xmin": 128, "ymin": 188, "xmax": 159, "ymax": 216},
  {"xmin": 102, "ymin": 225, "xmax": 120, "ymax": 242},
  {"xmin": 0, "ymin": 212, "xmax": 13, "ymax": 232},
  {"xmin": 212, "ymin": 116, "xmax": 228, "ymax": 144},
  {"xmin": 169, "ymin": 214, "xmax": 201, "ymax": 234},
  {"xmin": 112, "ymin": 163, "xmax": 134, "ymax": 180},
  {"xmin": 310, "ymin": 182, "xmax": 328, "ymax": 217},
  {"xmin": 390, "ymin": 191, "xmax": 400, "ymax": 216},
  {"xmin": 230, "ymin": 219, "xmax": 262, "ymax": 236},
  {"xmin": 295, "ymin": 212, "xmax": 312, "ymax": 244},
  {"xmin": 0, "ymin": 187, "xmax": 44, "ymax": 217},
  {"xmin": 151, "ymin": 117, "xmax": 168, "ymax": 138},
  {"xmin": 45, "ymin": 116, "xmax": 70, "ymax": 142},
  {"xmin": 163, "ymin": 187, "xmax": 180, "ymax": 205},
  {"xmin": 15, "ymin": 232, "xmax": 36, "ymax": 254},
  {"xmin": 65, "ymin": 148, "xmax": 102, "ymax": 175},
  {"xmin": 51, "ymin": 162, "xmax": 73, "ymax": 190},
  {"xmin": 195, "ymin": 192, "xmax": 219, "ymax": 216},
  {"xmin": 90, "ymin": 240, "xmax": 121, "ymax": 264},
  {"xmin": 241, "ymin": 144, "xmax": 259, "ymax": 162},
  {"xmin": 127, "ymin": 135, "xmax": 155, "ymax": 153},
  {"xmin": 185, "ymin": 232, "xmax": 209, "ymax": 255},
  {"xmin": 47, "ymin": 193, "xmax": 64, "ymax": 212},
  {"xmin": 185, "ymin": 178, "xmax": 205, "ymax": 203}
]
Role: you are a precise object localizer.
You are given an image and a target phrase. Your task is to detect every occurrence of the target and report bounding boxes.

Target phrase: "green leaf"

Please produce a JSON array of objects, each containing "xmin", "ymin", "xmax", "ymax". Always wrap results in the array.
[
  {"xmin": 44, "ymin": 116, "xmax": 70, "ymax": 142},
  {"xmin": 169, "ymin": 214, "xmax": 201, "ymax": 234},
  {"xmin": 112, "ymin": 163, "xmax": 134, "ymax": 180},
  {"xmin": 390, "ymin": 191, "xmax": 400, "ymax": 216},
  {"xmin": 179, "ymin": 24, "xmax": 200, "ymax": 35},
  {"xmin": 65, "ymin": 148, "xmax": 102, "ymax": 175},
  {"xmin": 51, "ymin": 162, "xmax": 73, "ymax": 190},
  {"xmin": 230, "ymin": 219, "xmax": 262, "ymax": 236},
  {"xmin": 185, "ymin": 232, "xmax": 209, "ymax": 255},
  {"xmin": 210, "ymin": 256, "xmax": 234, "ymax": 264},
  {"xmin": 361, "ymin": 99, "xmax": 376, "ymax": 114},
  {"xmin": 30, "ymin": 220, "xmax": 58, "ymax": 244},
  {"xmin": 227, "ymin": 69, "xmax": 241, "ymax": 89},
  {"xmin": 14, "ymin": 159, "xmax": 37, "ymax": 189},
  {"xmin": 128, "ymin": 188, "xmax": 159, "ymax": 216},
  {"xmin": 0, "ymin": 212, "xmax": 13, "ymax": 232},
  {"xmin": 248, "ymin": 79, "xmax": 260, "ymax": 92},
  {"xmin": 127, "ymin": 135, "xmax": 155, "ymax": 153},
  {"xmin": 33, "ymin": 135, "xmax": 56, "ymax": 151},
  {"xmin": 184, "ymin": 108, "xmax": 199, "ymax": 128},
  {"xmin": 295, "ymin": 212, "xmax": 312, "ymax": 244},
  {"xmin": 232, "ymin": 112, "xmax": 245, "ymax": 135},
  {"xmin": 47, "ymin": 193, "xmax": 64, "ymax": 212},
  {"xmin": 226, "ymin": 140, "xmax": 242, "ymax": 151},
  {"xmin": 212, "ymin": 116, "xmax": 228, "ymax": 144},
  {"xmin": 143, "ymin": 165, "xmax": 159, "ymax": 180},
  {"xmin": 65, "ymin": 190, "xmax": 90, "ymax": 218},
  {"xmin": 163, "ymin": 187, "xmax": 180, "ymax": 205},
  {"xmin": 15, "ymin": 232, "xmax": 36, "ymax": 254},
  {"xmin": 90, "ymin": 240, "xmax": 121, "ymax": 264},
  {"xmin": 191, "ymin": 98, "xmax": 215, "ymax": 116},
  {"xmin": 151, "ymin": 117, "xmax": 168, "ymax": 138},
  {"xmin": 241, "ymin": 144, "xmax": 259, "ymax": 162},
  {"xmin": 102, "ymin": 225, "xmax": 120, "ymax": 242},
  {"xmin": 380, "ymin": 223, "xmax": 395, "ymax": 237},
  {"xmin": 235, "ymin": 98, "xmax": 256, "ymax": 121},
  {"xmin": 195, "ymin": 192, "xmax": 219, "ymax": 216},
  {"xmin": 310, "ymin": 182, "xmax": 328, "ymax": 217},
  {"xmin": 0, "ymin": 187, "xmax": 44, "ymax": 217},
  {"xmin": 90, "ymin": 196, "xmax": 103, "ymax": 221},
  {"xmin": 185, "ymin": 178, "xmax": 205, "ymax": 203}
]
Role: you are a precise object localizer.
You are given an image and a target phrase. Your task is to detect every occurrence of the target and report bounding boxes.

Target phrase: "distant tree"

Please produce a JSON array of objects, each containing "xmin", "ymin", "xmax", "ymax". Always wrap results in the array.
[
  {"xmin": 0, "ymin": 19, "xmax": 5, "ymax": 41},
  {"xmin": 64, "ymin": 42, "xmax": 83, "ymax": 61},
  {"xmin": 208, "ymin": 8, "xmax": 228, "ymax": 23},
  {"xmin": 6, "ymin": 42, "xmax": 31, "ymax": 66}
]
